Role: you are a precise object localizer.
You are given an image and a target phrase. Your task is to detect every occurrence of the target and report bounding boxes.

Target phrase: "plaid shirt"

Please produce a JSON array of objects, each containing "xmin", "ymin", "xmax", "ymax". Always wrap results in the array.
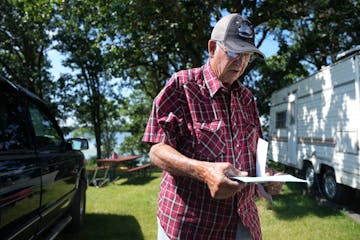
[{"xmin": 143, "ymin": 61, "xmax": 262, "ymax": 240}]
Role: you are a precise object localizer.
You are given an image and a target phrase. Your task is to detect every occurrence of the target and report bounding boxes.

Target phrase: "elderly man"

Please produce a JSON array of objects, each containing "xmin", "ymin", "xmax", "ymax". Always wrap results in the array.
[{"xmin": 143, "ymin": 13, "xmax": 280, "ymax": 240}]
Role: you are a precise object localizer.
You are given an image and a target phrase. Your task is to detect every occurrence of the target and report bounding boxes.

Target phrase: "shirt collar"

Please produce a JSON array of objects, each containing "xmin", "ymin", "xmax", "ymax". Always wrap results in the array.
[{"xmin": 202, "ymin": 60, "xmax": 242, "ymax": 98}]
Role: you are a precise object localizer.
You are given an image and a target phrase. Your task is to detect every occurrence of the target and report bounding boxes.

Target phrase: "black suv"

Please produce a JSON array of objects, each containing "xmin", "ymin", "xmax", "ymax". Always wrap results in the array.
[{"xmin": 0, "ymin": 77, "xmax": 88, "ymax": 239}]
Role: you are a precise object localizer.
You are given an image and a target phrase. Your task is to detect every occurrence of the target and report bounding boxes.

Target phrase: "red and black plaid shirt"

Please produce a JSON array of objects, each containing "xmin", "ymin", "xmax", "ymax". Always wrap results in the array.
[{"xmin": 143, "ymin": 61, "xmax": 263, "ymax": 240}]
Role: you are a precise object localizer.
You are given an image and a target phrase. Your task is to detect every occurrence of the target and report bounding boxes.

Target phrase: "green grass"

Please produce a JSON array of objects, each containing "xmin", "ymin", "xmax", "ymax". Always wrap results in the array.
[
  {"xmin": 58, "ymin": 172, "xmax": 360, "ymax": 240},
  {"xmin": 258, "ymin": 183, "xmax": 360, "ymax": 239}
]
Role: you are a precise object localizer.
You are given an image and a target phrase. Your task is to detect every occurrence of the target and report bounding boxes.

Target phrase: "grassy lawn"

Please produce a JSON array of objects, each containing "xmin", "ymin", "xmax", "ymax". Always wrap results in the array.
[{"xmin": 58, "ymin": 171, "xmax": 360, "ymax": 240}]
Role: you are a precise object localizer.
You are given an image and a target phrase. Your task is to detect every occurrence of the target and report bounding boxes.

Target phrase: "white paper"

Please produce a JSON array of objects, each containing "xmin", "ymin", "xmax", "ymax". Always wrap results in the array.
[
  {"xmin": 230, "ymin": 138, "xmax": 308, "ymax": 184},
  {"xmin": 231, "ymin": 174, "xmax": 308, "ymax": 183},
  {"xmin": 256, "ymin": 138, "xmax": 268, "ymax": 177}
]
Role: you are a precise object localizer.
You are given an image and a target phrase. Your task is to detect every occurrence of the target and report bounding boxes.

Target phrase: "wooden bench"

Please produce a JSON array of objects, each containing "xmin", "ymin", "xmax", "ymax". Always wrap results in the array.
[
  {"xmin": 126, "ymin": 163, "xmax": 152, "ymax": 177},
  {"xmin": 87, "ymin": 166, "xmax": 110, "ymax": 188}
]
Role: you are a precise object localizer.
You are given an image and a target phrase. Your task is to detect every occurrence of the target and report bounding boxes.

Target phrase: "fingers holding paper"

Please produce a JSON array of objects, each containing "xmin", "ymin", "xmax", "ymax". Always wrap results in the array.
[
  {"xmin": 262, "ymin": 170, "xmax": 284, "ymax": 196},
  {"xmin": 204, "ymin": 162, "xmax": 248, "ymax": 200}
]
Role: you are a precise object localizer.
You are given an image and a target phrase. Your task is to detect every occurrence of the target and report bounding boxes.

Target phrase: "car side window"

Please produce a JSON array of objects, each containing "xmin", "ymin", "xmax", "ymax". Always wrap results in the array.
[
  {"xmin": 28, "ymin": 102, "xmax": 63, "ymax": 151},
  {"xmin": 0, "ymin": 88, "xmax": 29, "ymax": 152}
]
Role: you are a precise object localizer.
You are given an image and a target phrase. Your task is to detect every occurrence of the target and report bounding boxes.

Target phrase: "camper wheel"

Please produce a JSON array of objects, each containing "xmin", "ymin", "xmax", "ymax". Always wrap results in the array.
[
  {"xmin": 322, "ymin": 169, "xmax": 349, "ymax": 203},
  {"xmin": 302, "ymin": 162, "xmax": 316, "ymax": 191}
]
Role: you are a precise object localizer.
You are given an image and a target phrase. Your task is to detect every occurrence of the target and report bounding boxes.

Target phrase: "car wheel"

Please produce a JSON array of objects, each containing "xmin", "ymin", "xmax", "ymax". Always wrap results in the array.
[
  {"xmin": 69, "ymin": 177, "xmax": 86, "ymax": 229},
  {"xmin": 322, "ymin": 169, "xmax": 348, "ymax": 203}
]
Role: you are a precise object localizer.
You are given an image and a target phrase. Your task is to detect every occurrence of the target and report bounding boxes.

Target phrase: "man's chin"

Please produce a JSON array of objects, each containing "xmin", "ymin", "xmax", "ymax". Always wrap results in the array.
[{"xmin": 227, "ymin": 72, "xmax": 241, "ymax": 81}]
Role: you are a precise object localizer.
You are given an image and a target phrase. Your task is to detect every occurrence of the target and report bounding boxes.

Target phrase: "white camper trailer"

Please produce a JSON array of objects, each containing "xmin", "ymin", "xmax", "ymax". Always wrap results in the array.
[{"xmin": 269, "ymin": 47, "xmax": 360, "ymax": 202}]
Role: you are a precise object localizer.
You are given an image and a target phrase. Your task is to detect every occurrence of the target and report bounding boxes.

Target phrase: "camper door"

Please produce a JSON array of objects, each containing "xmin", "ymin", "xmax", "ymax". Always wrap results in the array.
[{"xmin": 287, "ymin": 93, "xmax": 298, "ymax": 165}]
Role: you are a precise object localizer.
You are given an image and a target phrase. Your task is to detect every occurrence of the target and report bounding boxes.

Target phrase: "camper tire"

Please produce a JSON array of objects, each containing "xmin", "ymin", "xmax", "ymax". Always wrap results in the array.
[
  {"xmin": 303, "ymin": 162, "xmax": 316, "ymax": 191},
  {"xmin": 322, "ymin": 169, "xmax": 348, "ymax": 203}
]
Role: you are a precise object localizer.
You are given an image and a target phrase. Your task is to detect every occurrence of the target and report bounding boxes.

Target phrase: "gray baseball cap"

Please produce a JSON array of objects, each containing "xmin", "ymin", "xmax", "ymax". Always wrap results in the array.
[{"xmin": 211, "ymin": 13, "xmax": 265, "ymax": 59}]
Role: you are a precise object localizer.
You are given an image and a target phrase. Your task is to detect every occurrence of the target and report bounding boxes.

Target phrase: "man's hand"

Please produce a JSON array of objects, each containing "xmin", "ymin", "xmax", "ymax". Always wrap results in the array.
[
  {"xmin": 149, "ymin": 143, "xmax": 250, "ymax": 200},
  {"xmin": 203, "ymin": 162, "xmax": 248, "ymax": 200},
  {"xmin": 257, "ymin": 168, "xmax": 284, "ymax": 203},
  {"xmin": 262, "ymin": 168, "xmax": 284, "ymax": 195}
]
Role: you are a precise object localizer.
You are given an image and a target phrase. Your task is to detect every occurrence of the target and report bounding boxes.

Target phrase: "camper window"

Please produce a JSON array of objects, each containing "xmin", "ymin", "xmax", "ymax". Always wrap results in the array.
[{"xmin": 275, "ymin": 111, "xmax": 287, "ymax": 129}]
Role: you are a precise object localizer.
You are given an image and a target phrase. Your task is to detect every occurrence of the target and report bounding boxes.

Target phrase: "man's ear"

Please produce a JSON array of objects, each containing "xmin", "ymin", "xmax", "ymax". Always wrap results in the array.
[{"xmin": 208, "ymin": 40, "xmax": 216, "ymax": 57}]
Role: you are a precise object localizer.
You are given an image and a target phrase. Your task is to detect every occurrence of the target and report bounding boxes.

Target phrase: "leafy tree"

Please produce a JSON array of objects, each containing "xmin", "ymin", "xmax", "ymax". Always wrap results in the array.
[
  {"xmin": 0, "ymin": 0, "xmax": 56, "ymax": 101},
  {"xmin": 118, "ymin": 90, "xmax": 153, "ymax": 156},
  {"xmin": 105, "ymin": 0, "xmax": 220, "ymax": 155},
  {"xmin": 223, "ymin": 0, "xmax": 360, "ymax": 117},
  {"xmin": 54, "ymin": 1, "xmax": 119, "ymax": 158},
  {"xmin": 101, "ymin": 98, "xmax": 122, "ymax": 158},
  {"xmin": 2, "ymin": 0, "xmax": 359, "ymax": 157},
  {"xmin": 107, "ymin": 0, "xmax": 216, "ymax": 97},
  {"xmin": 97, "ymin": 0, "xmax": 360, "ymax": 155}
]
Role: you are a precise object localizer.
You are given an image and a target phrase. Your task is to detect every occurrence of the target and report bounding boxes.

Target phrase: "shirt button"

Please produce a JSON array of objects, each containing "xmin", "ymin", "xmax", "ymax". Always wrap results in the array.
[{"xmin": 236, "ymin": 144, "xmax": 240, "ymax": 148}]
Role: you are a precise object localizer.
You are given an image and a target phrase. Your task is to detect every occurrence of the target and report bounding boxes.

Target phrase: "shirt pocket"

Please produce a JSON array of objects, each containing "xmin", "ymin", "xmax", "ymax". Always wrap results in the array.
[
  {"xmin": 194, "ymin": 120, "xmax": 226, "ymax": 161},
  {"xmin": 243, "ymin": 119, "xmax": 260, "ymax": 154}
]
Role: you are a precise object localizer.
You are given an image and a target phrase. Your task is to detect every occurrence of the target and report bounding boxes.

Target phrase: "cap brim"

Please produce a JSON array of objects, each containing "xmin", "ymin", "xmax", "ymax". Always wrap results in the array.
[{"xmin": 224, "ymin": 39, "xmax": 265, "ymax": 59}]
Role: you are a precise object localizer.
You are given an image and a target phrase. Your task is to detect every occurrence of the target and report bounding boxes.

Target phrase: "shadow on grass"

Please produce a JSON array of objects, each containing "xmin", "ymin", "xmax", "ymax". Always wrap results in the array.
[
  {"xmin": 285, "ymin": 180, "xmax": 360, "ymax": 213},
  {"xmin": 266, "ymin": 182, "xmax": 342, "ymax": 220},
  {"xmin": 58, "ymin": 213, "xmax": 144, "ymax": 240}
]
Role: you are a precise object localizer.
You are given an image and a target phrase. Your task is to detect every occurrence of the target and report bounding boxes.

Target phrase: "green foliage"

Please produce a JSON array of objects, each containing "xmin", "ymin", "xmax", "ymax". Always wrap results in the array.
[
  {"xmin": 0, "ymin": 0, "xmax": 56, "ymax": 101},
  {"xmin": 53, "ymin": 1, "xmax": 121, "ymax": 158},
  {"xmin": 103, "ymin": 1, "xmax": 220, "ymax": 155},
  {"xmin": 248, "ymin": 52, "xmax": 309, "ymax": 115},
  {"xmin": 238, "ymin": 0, "xmax": 360, "ymax": 118},
  {"xmin": 107, "ymin": 0, "xmax": 217, "ymax": 97},
  {"xmin": 1, "ymin": 0, "xmax": 360, "ymax": 156},
  {"xmin": 118, "ymin": 91, "xmax": 153, "ymax": 156}
]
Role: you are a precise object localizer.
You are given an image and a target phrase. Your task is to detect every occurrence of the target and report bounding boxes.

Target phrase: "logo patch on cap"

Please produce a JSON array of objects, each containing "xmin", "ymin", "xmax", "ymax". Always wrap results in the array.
[{"xmin": 237, "ymin": 20, "xmax": 254, "ymax": 39}]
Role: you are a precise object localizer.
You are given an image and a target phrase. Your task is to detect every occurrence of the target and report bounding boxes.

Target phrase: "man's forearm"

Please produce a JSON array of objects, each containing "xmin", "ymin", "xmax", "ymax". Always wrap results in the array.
[
  {"xmin": 149, "ymin": 142, "xmax": 248, "ymax": 199},
  {"xmin": 149, "ymin": 142, "xmax": 210, "ymax": 181}
]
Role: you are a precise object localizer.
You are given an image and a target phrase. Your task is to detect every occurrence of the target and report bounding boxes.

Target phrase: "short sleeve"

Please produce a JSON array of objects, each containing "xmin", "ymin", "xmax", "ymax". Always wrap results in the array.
[{"xmin": 142, "ymin": 75, "xmax": 188, "ymax": 148}]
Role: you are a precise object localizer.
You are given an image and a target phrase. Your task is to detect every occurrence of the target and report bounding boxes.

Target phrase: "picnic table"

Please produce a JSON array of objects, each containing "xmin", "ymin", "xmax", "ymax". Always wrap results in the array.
[
  {"xmin": 97, "ymin": 155, "xmax": 141, "ymax": 179},
  {"xmin": 126, "ymin": 163, "xmax": 152, "ymax": 178},
  {"xmin": 97, "ymin": 155, "xmax": 140, "ymax": 167},
  {"xmin": 87, "ymin": 156, "xmax": 153, "ymax": 187}
]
